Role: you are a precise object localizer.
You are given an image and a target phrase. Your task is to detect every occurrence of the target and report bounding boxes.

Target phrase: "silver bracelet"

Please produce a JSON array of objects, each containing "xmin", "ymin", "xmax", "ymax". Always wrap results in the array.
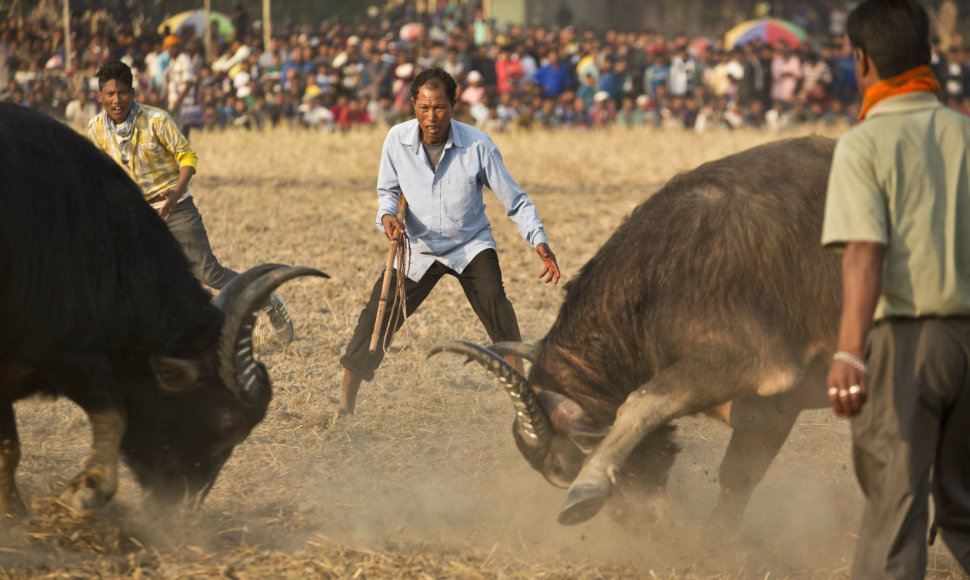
[{"xmin": 833, "ymin": 351, "xmax": 868, "ymax": 374}]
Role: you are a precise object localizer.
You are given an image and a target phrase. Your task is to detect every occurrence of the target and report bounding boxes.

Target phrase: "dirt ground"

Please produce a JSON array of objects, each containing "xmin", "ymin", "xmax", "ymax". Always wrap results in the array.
[{"xmin": 2, "ymin": 126, "xmax": 965, "ymax": 579}]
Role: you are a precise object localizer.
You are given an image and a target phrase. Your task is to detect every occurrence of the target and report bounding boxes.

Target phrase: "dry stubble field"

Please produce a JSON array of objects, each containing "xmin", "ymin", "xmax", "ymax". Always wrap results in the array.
[{"xmin": 1, "ymin": 125, "xmax": 965, "ymax": 579}]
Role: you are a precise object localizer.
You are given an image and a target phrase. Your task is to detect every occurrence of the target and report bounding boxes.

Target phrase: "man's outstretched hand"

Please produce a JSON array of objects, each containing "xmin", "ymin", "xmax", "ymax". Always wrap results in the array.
[{"xmin": 537, "ymin": 243, "xmax": 561, "ymax": 285}]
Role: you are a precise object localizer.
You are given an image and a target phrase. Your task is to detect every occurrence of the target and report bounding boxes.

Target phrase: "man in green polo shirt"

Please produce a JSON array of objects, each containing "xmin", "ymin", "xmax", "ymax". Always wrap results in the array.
[{"xmin": 821, "ymin": 0, "xmax": 970, "ymax": 577}]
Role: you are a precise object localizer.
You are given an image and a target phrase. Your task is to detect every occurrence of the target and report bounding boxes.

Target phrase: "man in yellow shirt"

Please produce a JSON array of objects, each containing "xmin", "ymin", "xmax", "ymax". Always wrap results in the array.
[
  {"xmin": 88, "ymin": 61, "xmax": 295, "ymax": 343},
  {"xmin": 822, "ymin": 1, "xmax": 970, "ymax": 577}
]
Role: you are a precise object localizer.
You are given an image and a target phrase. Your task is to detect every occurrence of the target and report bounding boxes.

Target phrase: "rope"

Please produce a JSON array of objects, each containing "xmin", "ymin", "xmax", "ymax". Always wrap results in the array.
[{"xmin": 381, "ymin": 232, "xmax": 412, "ymax": 357}]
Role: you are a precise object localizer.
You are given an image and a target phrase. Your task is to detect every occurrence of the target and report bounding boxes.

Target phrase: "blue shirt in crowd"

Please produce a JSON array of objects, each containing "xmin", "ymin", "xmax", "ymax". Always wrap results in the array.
[
  {"xmin": 535, "ymin": 62, "xmax": 574, "ymax": 98},
  {"xmin": 375, "ymin": 118, "xmax": 549, "ymax": 282}
]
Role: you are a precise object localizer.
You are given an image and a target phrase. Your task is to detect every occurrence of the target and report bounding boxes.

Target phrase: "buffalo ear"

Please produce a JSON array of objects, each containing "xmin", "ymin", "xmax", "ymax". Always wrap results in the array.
[
  {"xmin": 566, "ymin": 416, "xmax": 609, "ymax": 453},
  {"xmin": 150, "ymin": 356, "xmax": 202, "ymax": 392},
  {"xmin": 536, "ymin": 390, "xmax": 609, "ymax": 453}
]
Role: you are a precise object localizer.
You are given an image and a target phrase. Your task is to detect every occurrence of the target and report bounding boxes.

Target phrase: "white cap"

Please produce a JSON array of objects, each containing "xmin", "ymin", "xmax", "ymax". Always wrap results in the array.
[
  {"xmin": 593, "ymin": 90, "xmax": 609, "ymax": 103},
  {"xmin": 466, "ymin": 70, "xmax": 483, "ymax": 83}
]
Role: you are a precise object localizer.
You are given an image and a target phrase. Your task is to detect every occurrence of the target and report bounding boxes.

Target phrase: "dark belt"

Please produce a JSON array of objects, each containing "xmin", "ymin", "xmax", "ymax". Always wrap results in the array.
[{"xmin": 146, "ymin": 193, "xmax": 166, "ymax": 204}]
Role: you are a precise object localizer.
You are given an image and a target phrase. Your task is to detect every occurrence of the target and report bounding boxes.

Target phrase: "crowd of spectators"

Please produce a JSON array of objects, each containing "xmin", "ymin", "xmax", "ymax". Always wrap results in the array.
[{"xmin": 2, "ymin": 1, "xmax": 969, "ymax": 135}]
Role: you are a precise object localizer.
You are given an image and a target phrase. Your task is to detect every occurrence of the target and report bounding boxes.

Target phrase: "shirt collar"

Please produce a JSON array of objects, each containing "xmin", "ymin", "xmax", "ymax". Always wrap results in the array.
[{"xmin": 865, "ymin": 91, "xmax": 943, "ymax": 120}]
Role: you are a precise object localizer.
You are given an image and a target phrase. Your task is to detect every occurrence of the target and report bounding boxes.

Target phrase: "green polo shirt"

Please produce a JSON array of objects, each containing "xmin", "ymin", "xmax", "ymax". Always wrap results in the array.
[{"xmin": 822, "ymin": 91, "xmax": 970, "ymax": 321}]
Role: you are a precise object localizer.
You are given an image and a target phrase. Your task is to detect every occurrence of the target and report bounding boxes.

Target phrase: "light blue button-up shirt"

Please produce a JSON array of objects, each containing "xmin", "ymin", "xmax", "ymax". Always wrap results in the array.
[{"xmin": 376, "ymin": 118, "xmax": 549, "ymax": 282}]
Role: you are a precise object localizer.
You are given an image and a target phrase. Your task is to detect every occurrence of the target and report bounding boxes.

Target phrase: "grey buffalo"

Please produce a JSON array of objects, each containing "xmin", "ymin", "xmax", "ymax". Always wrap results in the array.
[{"xmin": 432, "ymin": 136, "xmax": 839, "ymax": 526}]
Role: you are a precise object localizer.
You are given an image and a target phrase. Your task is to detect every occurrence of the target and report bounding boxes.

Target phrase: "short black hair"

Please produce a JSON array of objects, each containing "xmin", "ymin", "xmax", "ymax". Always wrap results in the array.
[
  {"xmin": 410, "ymin": 68, "xmax": 457, "ymax": 104},
  {"xmin": 847, "ymin": 0, "xmax": 931, "ymax": 79},
  {"xmin": 97, "ymin": 60, "xmax": 134, "ymax": 90}
]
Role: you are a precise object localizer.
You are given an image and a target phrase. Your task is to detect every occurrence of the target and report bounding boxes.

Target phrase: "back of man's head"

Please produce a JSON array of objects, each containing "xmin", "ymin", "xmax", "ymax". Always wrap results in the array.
[
  {"xmin": 97, "ymin": 60, "xmax": 134, "ymax": 89},
  {"xmin": 847, "ymin": 0, "xmax": 931, "ymax": 79}
]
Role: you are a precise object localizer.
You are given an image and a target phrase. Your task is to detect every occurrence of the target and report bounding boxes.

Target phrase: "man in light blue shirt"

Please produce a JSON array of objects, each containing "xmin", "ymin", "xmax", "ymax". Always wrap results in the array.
[{"xmin": 338, "ymin": 68, "xmax": 561, "ymax": 415}]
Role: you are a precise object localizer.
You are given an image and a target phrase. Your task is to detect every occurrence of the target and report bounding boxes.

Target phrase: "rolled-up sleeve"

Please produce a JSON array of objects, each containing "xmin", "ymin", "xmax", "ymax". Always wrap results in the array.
[
  {"xmin": 375, "ymin": 133, "xmax": 402, "ymax": 230},
  {"xmin": 822, "ymin": 132, "xmax": 888, "ymax": 251},
  {"xmin": 156, "ymin": 115, "xmax": 198, "ymax": 169},
  {"xmin": 482, "ymin": 141, "xmax": 548, "ymax": 248}
]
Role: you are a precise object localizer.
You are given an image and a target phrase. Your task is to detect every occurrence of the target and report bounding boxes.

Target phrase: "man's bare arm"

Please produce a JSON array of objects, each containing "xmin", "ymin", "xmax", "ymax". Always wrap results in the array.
[{"xmin": 827, "ymin": 241, "xmax": 883, "ymax": 418}]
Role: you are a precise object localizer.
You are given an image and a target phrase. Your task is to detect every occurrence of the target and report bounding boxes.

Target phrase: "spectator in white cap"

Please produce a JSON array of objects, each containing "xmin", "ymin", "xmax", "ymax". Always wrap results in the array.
[
  {"xmin": 635, "ymin": 93, "xmax": 656, "ymax": 125},
  {"xmin": 588, "ymin": 90, "xmax": 613, "ymax": 129},
  {"xmin": 461, "ymin": 69, "xmax": 485, "ymax": 106}
]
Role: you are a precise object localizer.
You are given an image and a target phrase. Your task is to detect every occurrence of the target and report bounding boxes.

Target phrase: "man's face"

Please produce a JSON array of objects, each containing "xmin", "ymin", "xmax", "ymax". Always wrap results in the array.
[
  {"xmin": 411, "ymin": 84, "xmax": 453, "ymax": 145},
  {"xmin": 98, "ymin": 79, "xmax": 134, "ymax": 124}
]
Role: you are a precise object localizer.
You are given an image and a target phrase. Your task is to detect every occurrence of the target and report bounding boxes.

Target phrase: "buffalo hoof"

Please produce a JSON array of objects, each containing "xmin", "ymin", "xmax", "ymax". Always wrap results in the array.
[
  {"xmin": 558, "ymin": 480, "xmax": 613, "ymax": 526},
  {"xmin": 558, "ymin": 461, "xmax": 617, "ymax": 525},
  {"xmin": 1, "ymin": 491, "xmax": 27, "ymax": 518},
  {"xmin": 60, "ymin": 474, "xmax": 113, "ymax": 511},
  {"xmin": 558, "ymin": 484, "xmax": 610, "ymax": 525}
]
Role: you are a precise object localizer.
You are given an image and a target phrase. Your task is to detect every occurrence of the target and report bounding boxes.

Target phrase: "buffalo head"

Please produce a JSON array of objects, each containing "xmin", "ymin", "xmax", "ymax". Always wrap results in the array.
[
  {"xmin": 429, "ymin": 340, "xmax": 606, "ymax": 490},
  {"xmin": 121, "ymin": 264, "xmax": 327, "ymax": 507}
]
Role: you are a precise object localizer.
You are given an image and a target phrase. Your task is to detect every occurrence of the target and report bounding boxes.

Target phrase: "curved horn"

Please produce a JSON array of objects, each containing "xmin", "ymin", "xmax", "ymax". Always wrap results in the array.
[
  {"xmin": 488, "ymin": 341, "xmax": 538, "ymax": 363},
  {"xmin": 218, "ymin": 266, "xmax": 329, "ymax": 403},
  {"xmin": 212, "ymin": 263, "xmax": 286, "ymax": 312},
  {"xmin": 428, "ymin": 340, "xmax": 551, "ymax": 459}
]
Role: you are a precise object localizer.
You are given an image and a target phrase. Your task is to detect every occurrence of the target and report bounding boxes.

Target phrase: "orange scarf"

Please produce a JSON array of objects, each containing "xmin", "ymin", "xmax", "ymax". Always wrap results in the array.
[{"xmin": 859, "ymin": 65, "xmax": 940, "ymax": 120}]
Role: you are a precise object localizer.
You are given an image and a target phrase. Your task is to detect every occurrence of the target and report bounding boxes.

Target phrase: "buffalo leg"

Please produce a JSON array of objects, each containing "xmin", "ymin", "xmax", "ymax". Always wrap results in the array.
[
  {"xmin": 559, "ymin": 345, "xmax": 760, "ymax": 525},
  {"xmin": 0, "ymin": 403, "xmax": 25, "ymax": 516},
  {"xmin": 713, "ymin": 395, "xmax": 799, "ymax": 523},
  {"xmin": 60, "ymin": 407, "xmax": 125, "ymax": 511},
  {"xmin": 606, "ymin": 424, "xmax": 680, "ymax": 530},
  {"xmin": 713, "ymin": 355, "xmax": 830, "ymax": 522}
]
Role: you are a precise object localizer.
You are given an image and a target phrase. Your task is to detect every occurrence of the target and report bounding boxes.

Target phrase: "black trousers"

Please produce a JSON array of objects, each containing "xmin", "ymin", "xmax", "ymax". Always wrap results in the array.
[{"xmin": 341, "ymin": 249, "xmax": 521, "ymax": 381}]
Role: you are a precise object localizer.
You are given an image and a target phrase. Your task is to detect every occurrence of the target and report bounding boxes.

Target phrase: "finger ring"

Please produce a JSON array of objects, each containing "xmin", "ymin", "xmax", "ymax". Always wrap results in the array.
[
  {"xmin": 848, "ymin": 385, "xmax": 862, "ymax": 395},
  {"xmin": 828, "ymin": 387, "xmax": 838, "ymax": 396},
  {"xmin": 839, "ymin": 390, "xmax": 849, "ymax": 397}
]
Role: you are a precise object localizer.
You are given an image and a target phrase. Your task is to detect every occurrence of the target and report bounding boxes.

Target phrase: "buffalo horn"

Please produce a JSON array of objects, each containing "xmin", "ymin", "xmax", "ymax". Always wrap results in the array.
[
  {"xmin": 487, "ymin": 341, "xmax": 538, "ymax": 363},
  {"xmin": 212, "ymin": 263, "xmax": 286, "ymax": 312},
  {"xmin": 217, "ymin": 265, "xmax": 329, "ymax": 403},
  {"xmin": 428, "ymin": 340, "xmax": 551, "ymax": 457}
]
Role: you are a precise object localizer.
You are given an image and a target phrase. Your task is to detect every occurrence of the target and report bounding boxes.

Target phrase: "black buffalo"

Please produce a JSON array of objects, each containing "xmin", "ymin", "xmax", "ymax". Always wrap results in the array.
[
  {"xmin": 0, "ymin": 103, "xmax": 326, "ymax": 515},
  {"xmin": 432, "ymin": 136, "xmax": 839, "ymax": 526}
]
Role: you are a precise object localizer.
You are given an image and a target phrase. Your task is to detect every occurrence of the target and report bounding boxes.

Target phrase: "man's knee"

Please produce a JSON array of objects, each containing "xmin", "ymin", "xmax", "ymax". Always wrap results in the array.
[
  {"xmin": 200, "ymin": 258, "xmax": 235, "ymax": 290},
  {"xmin": 475, "ymin": 282, "xmax": 512, "ymax": 309}
]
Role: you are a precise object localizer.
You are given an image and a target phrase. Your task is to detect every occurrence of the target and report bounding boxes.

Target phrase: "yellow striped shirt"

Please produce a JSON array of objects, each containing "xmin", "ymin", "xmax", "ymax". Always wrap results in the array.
[{"xmin": 87, "ymin": 103, "xmax": 198, "ymax": 201}]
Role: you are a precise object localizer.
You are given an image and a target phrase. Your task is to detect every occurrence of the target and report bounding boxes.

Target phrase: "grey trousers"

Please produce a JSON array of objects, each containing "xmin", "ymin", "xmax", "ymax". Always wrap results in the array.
[
  {"xmin": 163, "ymin": 197, "xmax": 238, "ymax": 290},
  {"xmin": 851, "ymin": 317, "xmax": 970, "ymax": 579}
]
